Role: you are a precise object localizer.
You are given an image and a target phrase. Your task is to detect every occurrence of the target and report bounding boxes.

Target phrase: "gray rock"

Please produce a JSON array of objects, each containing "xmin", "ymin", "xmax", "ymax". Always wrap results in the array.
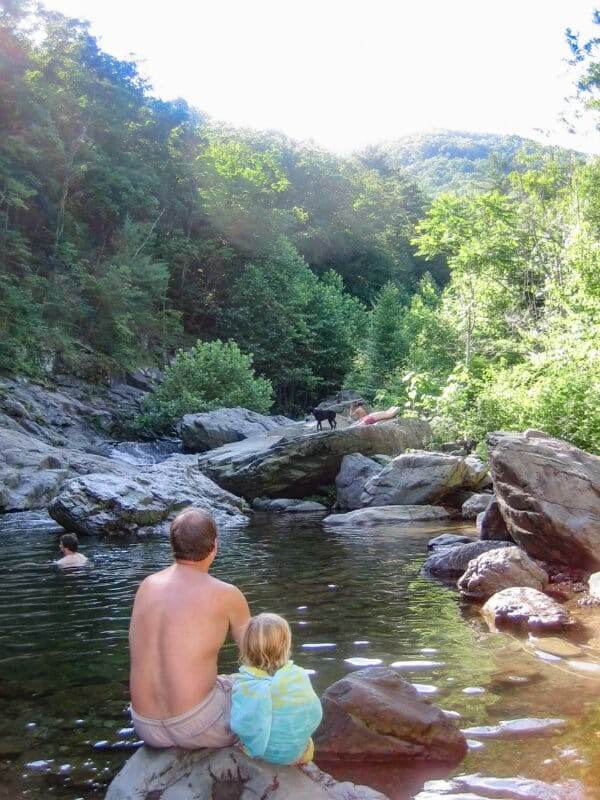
[
  {"xmin": 198, "ymin": 418, "xmax": 431, "ymax": 499},
  {"xmin": 181, "ymin": 407, "xmax": 294, "ymax": 452},
  {"xmin": 106, "ymin": 746, "xmax": 387, "ymax": 800},
  {"xmin": 253, "ymin": 497, "xmax": 327, "ymax": 513},
  {"xmin": 414, "ymin": 773, "xmax": 585, "ymax": 800},
  {"xmin": 478, "ymin": 498, "xmax": 514, "ymax": 542},
  {"xmin": 335, "ymin": 453, "xmax": 382, "ymax": 509},
  {"xmin": 463, "ymin": 455, "xmax": 492, "ymax": 490},
  {"xmin": 422, "ymin": 541, "xmax": 511, "ymax": 580},
  {"xmin": 362, "ymin": 451, "xmax": 467, "ymax": 507},
  {"xmin": 461, "ymin": 717, "xmax": 566, "ymax": 739},
  {"xmin": 482, "ymin": 587, "xmax": 572, "ymax": 631},
  {"xmin": 458, "ymin": 546, "xmax": 549, "ymax": 600},
  {"xmin": 462, "ymin": 493, "xmax": 493, "ymax": 520},
  {"xmin": 489, "ymin": 430, "xmax": 600, "ymax": 568},
  {"xmin": 428, "ymin": 533, "xmax": 475, "ymax": 550},
  {"xmin": 323, "ymin": 506, "xmax": 453, "ymax": 527},
  {"xmin": 314, "ymin": 666, "xmax": 467, "ymax": 763},
  {"xmin": 49, "ymin": 454, "xmax": 249, "ymax": 536},
  {"xmin": 0, "ymin": 427, "xmax": 124, "ymax": 512}
]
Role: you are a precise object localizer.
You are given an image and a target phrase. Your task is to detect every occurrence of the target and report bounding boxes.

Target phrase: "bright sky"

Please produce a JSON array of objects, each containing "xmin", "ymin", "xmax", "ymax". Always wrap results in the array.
[{"xmin": 43, "ymin": 0, "xmax": 600, "ymax": 154}]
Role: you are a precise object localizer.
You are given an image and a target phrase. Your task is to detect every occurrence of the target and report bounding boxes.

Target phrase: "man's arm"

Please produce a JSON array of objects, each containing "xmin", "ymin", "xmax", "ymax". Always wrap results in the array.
[{"xmin": 227, "ymin": 585, "xmax": 251, "ymax": 652}]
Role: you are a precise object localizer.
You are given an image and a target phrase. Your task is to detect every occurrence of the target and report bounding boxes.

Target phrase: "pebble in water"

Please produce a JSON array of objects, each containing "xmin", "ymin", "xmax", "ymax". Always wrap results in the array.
[
  {"xmin": 117, "ymin": 727, "xmax": 135, "ymax": 738},
  {"xmin": 390, "ymin": 660, "xmax": 446, "ymax": 671},
  {"xmin": 566, "ymin": 660, "xmax": 600, "ymax": 674},
  {"xmin": 442, "ymin": 709, "xmax": 462, "ymax": 720},
  {"xmin": 535, "ymin": 650, "xmax": 562, "ymax": 663},
  {"xmin": 74, "ymin": 719, "xmax": 85, "ymax": 726},
  {"xmin": 421, "ymin": 648, "xmax": 439, "ymax": 654},
  {"xmin": 58, "ymin": 764, "xmax": 72, "ymax": 775},
  {"xmin": 344, "ymin": 657, "xmax": 383, "ymax": 667},
  {"xmin": 529, "ymin": 635, "xmax": 582, "ymax": 658},
  {"xmin": 462, "ymin": 686, "xmax": 486, "ymax": 695},
  {"xmin": 301, "ymin": 642, "xmax": 336, "ymax": 649},
  {"xmin": 327, "ymin": 584, "xmax": 337, "ymax": 589},
  {"xmin": 26, "ymin": 760, "xmax": 53, "ymax": 772},
  {"xmin": 411, "ymin": 683, "xmax": 439, "ymax": 696},
  {"xmin": 353, "ymin": 640, "xmax": 370, "ymax": 645},
  {"xmin": 93, "ymin": 740, "xmax": 109, "ymax": 749},
  {"xmin": 297, "ymin": 606, "xmax": 307, "ymax": 611},
  {"xmin": 467, "ymin": 739, "xmax": 486, "ymax": 751},
  {"xmin": 461, "ymin": 717, "xmax": 567, "ymax": 739},
  {"xmin": 305, "ymin": 669, "xmax": 317, "ymax": 676}
]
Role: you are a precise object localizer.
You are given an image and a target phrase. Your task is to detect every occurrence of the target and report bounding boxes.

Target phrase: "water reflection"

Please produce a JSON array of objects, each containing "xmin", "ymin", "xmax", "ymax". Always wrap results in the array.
[{"xmin": 0, "ymin": 511, "xmax": 599, "ymax": 798}]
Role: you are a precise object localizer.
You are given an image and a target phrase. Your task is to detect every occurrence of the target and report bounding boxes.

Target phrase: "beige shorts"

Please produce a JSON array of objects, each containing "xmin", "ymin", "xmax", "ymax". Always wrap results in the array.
[{"xmin": 131, "ymin": 675, "xmax": 236, "ymax": 749}]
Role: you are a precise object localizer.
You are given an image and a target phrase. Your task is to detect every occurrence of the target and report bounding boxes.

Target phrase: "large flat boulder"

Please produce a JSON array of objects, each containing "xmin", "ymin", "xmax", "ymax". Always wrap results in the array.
[
  {"xmin": 197, "ymin": 419, "xmax": 431, "ymax": 499},
  {"xmin": 314, "ymin": 666, "xmax": 467, "ymax": 764},
  {"xmin": 323, "ymin": 506, "xmax": 453, "ymax": 527},
  {"xmin": 482, "ymin": 588, "xmax": 572, "ymax": 631},
  {"xmin": 49, "ymin": 454, "xmax": 249, "ymax": 536},
  {"xmin": 458, "ymin": 546, "xmax": 549, "ymax": 600},
  {"xmin": 105, "ymin": 746, "xmax": 387, "ymax": 800},
  {"xmin": 181, "ymin": 407, "xmax": 295, "ymax": 452},
  {"xmin": 336, "ymin": 453, "xmax": 382, "ymax": 510},
  {"xmin": 0, "ymin": 427, "xmax": 124, "ymax": 512},
  {"xmin": 361, "ymin": 451, "xmax": 467, "ymax": 507},
  {"xmin": 422, "ymin": 541, "xmax": 511, "ymax": 580},
  {"xmin": 489, "ymin": 430, "xmax": 600, "ymax": 568}
]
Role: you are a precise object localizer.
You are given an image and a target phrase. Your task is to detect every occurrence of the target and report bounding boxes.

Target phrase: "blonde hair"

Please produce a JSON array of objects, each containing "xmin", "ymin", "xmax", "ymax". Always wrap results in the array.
[{"xmin": 241, "ymin": 613, "xmax": 292, "ymax": 674}]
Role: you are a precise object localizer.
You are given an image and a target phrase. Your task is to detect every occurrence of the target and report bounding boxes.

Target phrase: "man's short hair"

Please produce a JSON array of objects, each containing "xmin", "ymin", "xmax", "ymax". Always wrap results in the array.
[
  {"xmin": 170, "ymin": 508, "xmax": 217, "ymax": 562},
  {"xmin": 60, "ymin": 533, "xmax": 79, "ymax": 552}
]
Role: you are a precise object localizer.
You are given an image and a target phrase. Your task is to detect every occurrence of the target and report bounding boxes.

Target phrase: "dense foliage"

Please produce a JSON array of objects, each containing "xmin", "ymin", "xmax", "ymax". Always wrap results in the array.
[
  {"xmin": 0, "ymin": 0, "xmax": 427, "ymax": 413},
  {"xmin": 136, "ymin": 340, "xmax": 273, "ymax": 434},
  {"xmin": 363, "ymin": 131, "xmax": 581, "ymax": 196}
]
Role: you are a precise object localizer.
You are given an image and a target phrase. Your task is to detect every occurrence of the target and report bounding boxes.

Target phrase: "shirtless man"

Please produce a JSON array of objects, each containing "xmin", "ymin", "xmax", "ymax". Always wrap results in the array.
[
  {"xmin": 55, "ymin": 533, "xmax": 90, "ymax": 568},
  {"xmin": 129, "ymin": 507, "xmax": 250, "ymax": 749}
]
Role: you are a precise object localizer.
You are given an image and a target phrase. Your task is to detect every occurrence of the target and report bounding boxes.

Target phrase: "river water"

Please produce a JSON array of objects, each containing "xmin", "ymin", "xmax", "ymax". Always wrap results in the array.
[{"xmin": 1, "ymin": 511, "xmax": 599, "ymax": 799}]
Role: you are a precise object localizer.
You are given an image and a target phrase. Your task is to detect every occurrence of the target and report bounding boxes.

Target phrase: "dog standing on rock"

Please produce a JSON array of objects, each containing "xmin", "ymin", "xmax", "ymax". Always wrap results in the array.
[{"xmin": 310, "ymin": 408, "xmax": 337, "ymax": 431}]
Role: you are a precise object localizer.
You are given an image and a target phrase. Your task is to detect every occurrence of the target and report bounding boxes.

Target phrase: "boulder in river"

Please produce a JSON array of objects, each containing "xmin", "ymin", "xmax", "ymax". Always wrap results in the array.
[
  {"xmin": 314, "ymin": 666, "xmax": 467, "ymax": 764},
  {"xmin": 361, "ymin": 451, "xmax": 467, "ymax": 507},
  {"xmin": 422, "ymin": 541, "xmax": 511, "ymax": 580},
  {"xmin": 335, "ymin": 453, "xmax": 381, "ymax": 510},
  {"xmin": 458, "ymin": 546, "xmax": 549, "ymax": 600},
  {"xmin": 489, "ymin": 430, "xmax": 600, "ymax": 568},
  {"xmin": 323, "ymin": 505, "xmax": 453, "ymax": 527},
  {"xmin": 463, "ymin": 455, "xmax": 493, "ymax": 490},
  {"xmin": 428, "ymin": 533, "xmax": 474, "ymax": 550},
  {"xmin": 462, "ymin": 492, "xmax": 493, "ymax": 520},
  {"xmin": 105, "ymin": 745, "xmax": 387, "ymax": 800},
  {"xmin": 478, "ymin": 497, "xmax": 514, "ymax": 542},
  {"xmin": 197, "ymin": 418, "xmax": 431, "ymax": 499},
  {"xmin": 253, "ymin": 497, "xmax": 327, "ymax": 513},
  {"xmin": 414, "ymin": 773, "xmax": 585, "ymax": 800},
  {"xmin": 482, "ymin": 587, "xmax": 572, "ymax": 631},
  {"xmin": 49, "ymin": 454, "xmax": 249, "ymax": 536},
  {"xmin": 181, "ymin": 407, "xmax": 294, "ymax": 452}
]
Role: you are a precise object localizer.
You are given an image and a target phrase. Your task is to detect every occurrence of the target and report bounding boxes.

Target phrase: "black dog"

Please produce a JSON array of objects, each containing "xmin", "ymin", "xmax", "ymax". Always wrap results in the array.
[{"xmin": 311, "ymin": 407, "xmax": 337, "ymax": 431}]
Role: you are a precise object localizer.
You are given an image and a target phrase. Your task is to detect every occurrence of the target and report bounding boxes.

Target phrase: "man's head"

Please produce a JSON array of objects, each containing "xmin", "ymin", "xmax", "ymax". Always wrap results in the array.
[
  {"xmin": 170, "ymin": 508, "xmax": 217, "ymax": 564},
  {"xmin": 59, "ymin": 533, "xmax": 79, "ymax": 554}
]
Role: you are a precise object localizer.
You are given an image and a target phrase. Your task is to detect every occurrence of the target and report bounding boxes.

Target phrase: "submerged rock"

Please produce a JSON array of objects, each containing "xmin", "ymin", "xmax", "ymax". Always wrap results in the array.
[
  {"xmin": 49, "ymin": 454, "xmax": 249, "ymax": 536},
  {"xmin": 314, "ymin": 666, "xmax": 467, "ymax": 764},
  {"xmin": 462, "ymin": 492, "xmax": 493, "ymax": 520},
  {"xmin": 489, "ymin": 430, "xmax": 600, "ymax": 568},
  {"xmin": 323, "ymin": 505, "xmax": 453, "ymax": 527},
  {"xmin": 528, "ymin": 635, "xmax": 582, "ymax": 658},
  {"xmin": 482, "ymin": 588, "xmax": 572, "ymax": 631},
  {"xmin": 361, "ymin": 451, "xmax": 467, "ymax": 507},
  {"xmin": 181, "ymin": 407, "xmax": 294, "ymax": 452},
  {"xmin": 422, "ymin": 541, "xmax": 511, "ymax": 580},
  {"xmin": 458, "ymin": 546, "xmax": 548, "ymax": 600},
  {"xmin": 198, "ymin": 418, "xmax": 431, "ymax": 499},
  {"xmin": 105, "ymin": 746, "xmax": 387, "ymax": 800},
  {"xmin": 253, "ymin": 497, "xmax": 327, "ymax": 513},
  {"xmin": 428, "ymin": 533, "xmax": 474, "ymax": 550},
  {"xmin": 414, "ymin": 773, "xmax": 585, "ymax": 800},
  {"xmin": 335, "ymin": 453, "xmax": 381, "ymax": 510},
  {"xmin": 461, "ymin": 717, "xmax": 567, "ymax": 739}
]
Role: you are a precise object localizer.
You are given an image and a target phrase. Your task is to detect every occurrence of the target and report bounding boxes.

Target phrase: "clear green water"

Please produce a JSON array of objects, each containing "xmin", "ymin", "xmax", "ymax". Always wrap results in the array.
[{"xmin": 1, "ymin": 512, "xmax": 599, "ymax": 799}]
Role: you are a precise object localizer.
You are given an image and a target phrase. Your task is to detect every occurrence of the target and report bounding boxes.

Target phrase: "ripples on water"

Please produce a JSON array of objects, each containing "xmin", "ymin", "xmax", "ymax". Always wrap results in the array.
[{"xmin": 1, "ymin": 511, "xmax": 600, "ymax": 799}]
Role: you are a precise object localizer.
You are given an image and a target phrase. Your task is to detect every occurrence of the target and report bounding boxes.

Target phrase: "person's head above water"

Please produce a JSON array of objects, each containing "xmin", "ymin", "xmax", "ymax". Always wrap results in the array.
[
  {"xmin": 59, "ymin": 532, "xmax": 79, "ymax": 554},
  {"xmin": 170, "ymin": 507, "xmax": 217, "ymax": 566},
  {"xmin": 241, "ymin": 612, "xmax": 292, "ymax": 674}
]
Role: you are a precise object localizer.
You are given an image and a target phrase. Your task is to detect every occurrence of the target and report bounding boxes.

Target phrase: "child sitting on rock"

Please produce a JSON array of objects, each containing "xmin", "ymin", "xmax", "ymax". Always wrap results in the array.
[{"xmin": 230, "ymin": 612, "xmax": 322, "ymax": 765}]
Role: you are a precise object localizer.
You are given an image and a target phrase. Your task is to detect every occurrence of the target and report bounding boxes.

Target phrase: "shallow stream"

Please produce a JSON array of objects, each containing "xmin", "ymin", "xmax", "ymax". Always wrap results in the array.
[{"xmin": 1, "ymin": 512, "xmax": 599, "ymax": 799}]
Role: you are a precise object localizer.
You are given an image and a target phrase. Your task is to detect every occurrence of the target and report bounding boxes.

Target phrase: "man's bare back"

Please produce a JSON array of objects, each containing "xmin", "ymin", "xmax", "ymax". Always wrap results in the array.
[{"xmin": 129, "ymin": 509, "xmax": 250, "ymax": 731}]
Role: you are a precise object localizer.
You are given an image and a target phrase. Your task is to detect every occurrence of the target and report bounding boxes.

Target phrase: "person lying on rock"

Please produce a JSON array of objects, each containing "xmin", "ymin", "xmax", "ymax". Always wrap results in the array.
[
  {"xmin": 55, "ymin": 533, "xmax": 91, "ymax": 568},
  {"xmin": 128, "ymin": 507, "xmax": 251, "ymax": 748},
  {"xmin": 230, "ymin": 613, "xmax": 322, "ymax": 764},
  {"xmin": 350, "ymin": 402, "xmax": 401, "ymax": 426}
]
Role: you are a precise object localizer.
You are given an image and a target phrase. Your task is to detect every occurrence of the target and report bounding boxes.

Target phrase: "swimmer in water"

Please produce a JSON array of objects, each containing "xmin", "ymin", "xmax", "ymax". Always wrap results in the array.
[{"xmin": 55, "ymin": 533, "xmax": 90, "ymax": 568}]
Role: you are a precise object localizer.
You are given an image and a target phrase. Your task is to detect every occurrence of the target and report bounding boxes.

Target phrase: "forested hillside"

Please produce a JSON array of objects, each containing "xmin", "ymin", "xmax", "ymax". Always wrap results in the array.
[
  {"xmin": 362, "ymin": 131, "xmax": 583, "ymax": 195},
  {"xmin": 1, "ymin": 1, "xmax": 599, "ymax": 453}
]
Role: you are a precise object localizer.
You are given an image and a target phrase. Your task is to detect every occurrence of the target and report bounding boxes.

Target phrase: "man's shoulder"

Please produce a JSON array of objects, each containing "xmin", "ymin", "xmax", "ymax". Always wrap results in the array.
[{"xmin": 209, "ymin": 576, "xmax": 245, "ymax": 598}]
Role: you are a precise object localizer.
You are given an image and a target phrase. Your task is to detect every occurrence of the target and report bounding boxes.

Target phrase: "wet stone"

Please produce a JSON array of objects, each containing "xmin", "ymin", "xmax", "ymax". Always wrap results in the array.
[
  {"xmin": 461, "ymin": 717, "xmax": 567, "ymax": 739},
  {"xmin": 528, "ymin": 635, "xmax": 582, "ymax": 658}
]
